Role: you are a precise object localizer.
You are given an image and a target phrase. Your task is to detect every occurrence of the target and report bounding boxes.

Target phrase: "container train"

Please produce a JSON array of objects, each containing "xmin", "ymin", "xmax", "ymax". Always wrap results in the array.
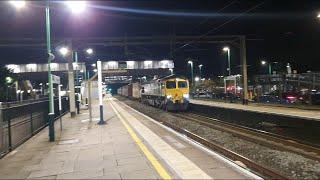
[
  {"xmin": 117, "ymin": 75, "xmax": 190, "ymax": 111},
  {"xmin": 117, "ymin": 83, "xmax": 141, "ymax": 99}
]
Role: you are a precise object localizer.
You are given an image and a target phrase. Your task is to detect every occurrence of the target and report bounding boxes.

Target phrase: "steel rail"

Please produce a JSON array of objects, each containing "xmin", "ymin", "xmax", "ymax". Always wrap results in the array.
[
  {"xmin": 155, "ymin": 113, "xmax": 287, "ymax": 179},
  {"xmin": 173, "ymin": 112, "xmax": 320, "ymax": 161},
  {"xmin": 120, "ymin": 99, "xmax": 288, "ymax": 179}
]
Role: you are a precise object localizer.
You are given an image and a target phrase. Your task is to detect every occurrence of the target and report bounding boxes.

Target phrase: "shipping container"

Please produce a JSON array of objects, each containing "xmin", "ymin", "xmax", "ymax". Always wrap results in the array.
[
  {"xmin": 132, "ymin": 82, "xmax": 141, "ymax": 99},
  {"xmin": 121, "ymin": 85, "xmax": 129, "ymax": 97}
]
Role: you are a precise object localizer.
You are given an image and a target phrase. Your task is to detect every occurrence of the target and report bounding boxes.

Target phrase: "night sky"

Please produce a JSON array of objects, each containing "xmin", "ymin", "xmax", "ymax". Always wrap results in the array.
[{"xmin": 0, "ymin": 0, "xmax": 320, "ymax": 78}]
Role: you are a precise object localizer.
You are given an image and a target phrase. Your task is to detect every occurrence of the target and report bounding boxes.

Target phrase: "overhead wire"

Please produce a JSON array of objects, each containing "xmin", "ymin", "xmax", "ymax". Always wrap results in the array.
[{"xmin": 171, "ymin": 1, "xmax": 266, "ymax": 55}]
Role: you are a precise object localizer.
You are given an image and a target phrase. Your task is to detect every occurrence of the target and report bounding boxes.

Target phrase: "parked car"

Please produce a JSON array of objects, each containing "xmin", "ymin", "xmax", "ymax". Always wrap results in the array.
[
  {"xmin": 311, "ymin": 91, "xmax": 320, "ymax": 105},
  {"xmin": 253, "ymin": 94, "xmax": 286, "ymax": 104},
  {"xmin": 282, "ymin": 92, "xmax": 299, "ymax": 104}
]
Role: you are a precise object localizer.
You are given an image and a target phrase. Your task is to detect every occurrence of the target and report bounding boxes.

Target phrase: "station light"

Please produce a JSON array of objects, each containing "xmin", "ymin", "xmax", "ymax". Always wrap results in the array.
[
  {"xmin": 222, "ymin": 47, "xmax": 230, "ymax": 52},
  {"xmin": 107, "ymin": 61, "xmax": 117, "ymax": 66},
  {"xmin": 26, "ymin": 63, "xmax": 37, "ymax": 69},
  {"xmin": 261, "ymin": 60, "xmax": 267, "ymax": 65},
  {"xmin": 195, "ymin": 77, "xmax": 200, "ymax": 82},
  {"xmin": 188, "ymin": 60, "xmax": 192, "ymax": 64},
  {"xmin": 59, "ymin": 47, "xmax": 69, "ymax": 56},
  {"xmin": 93, "ymin": 69, "xmax": 97, "ymax": 72},
  {"xmin": 91, "ymin": 63, "xmax": 96, "ymax": 67},
  {"xmin": 86, "ymin": 48, "xmax": 93, "ymax": 55},
  {"xmin": 49, "ymin": 64, "xmax": 58, "ymax": 71},
  {"xmin": 9, "ymin": 0, "xmax": 26, "ymax": 9},
  {"xmin": 317, "ymin": 13, "xmax": 320, "ymax": 18},
  {"xmin": 65, "ymin": 1, "xmax": 87, "ymax": 14},
  {"xmin": 286, "ymin": 63, "xmax": 291, "ymax": 68},
  {"xmin": 5, "ymin": 77, "xmax": 13, "ymax": 84}
]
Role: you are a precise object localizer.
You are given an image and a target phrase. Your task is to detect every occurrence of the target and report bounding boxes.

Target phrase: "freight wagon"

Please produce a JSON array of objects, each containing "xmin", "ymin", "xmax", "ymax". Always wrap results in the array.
[{"xmin": 117, "ymin": 82, "xmax": 141, "ymax": 99}]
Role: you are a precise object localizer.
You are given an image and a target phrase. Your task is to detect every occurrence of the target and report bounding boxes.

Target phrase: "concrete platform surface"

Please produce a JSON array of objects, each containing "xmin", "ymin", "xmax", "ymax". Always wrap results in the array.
[
  {"xmin": 0, "ymin": 98, "xmax": 260, "ymax": 179},
  {"xmin": 190, "ymin": 99, "xmax": 320, "ymax": 120}
]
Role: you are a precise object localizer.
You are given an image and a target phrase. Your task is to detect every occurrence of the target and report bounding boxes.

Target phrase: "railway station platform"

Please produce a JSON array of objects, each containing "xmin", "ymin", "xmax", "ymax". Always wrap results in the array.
[
  {"xmin": 0, "ymin": 97, "xmax": 259, "ymax": 179},
  {"xmin": 190, "ymin": 99, "xmax": 320, "ymax": 121}
]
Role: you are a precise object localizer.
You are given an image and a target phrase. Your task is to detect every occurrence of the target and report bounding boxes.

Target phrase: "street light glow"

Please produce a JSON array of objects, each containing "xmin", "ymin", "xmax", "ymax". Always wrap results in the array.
[
  {"xmin": 261, "ymin": 60, "xmax": 267, "ymax": 65},
  {"xmin": 199, "ymin": 64, "xmax": 203, "ymax": 68},
  {"xmin": 195, "ymin": 77, "xmax": 200, "ymax": 82},
  {"xmin": 222, "ymin": 47, "xmax": 230, "ymax": 52},
  {"xmin": 86, "ymin": 48, "xmax": 93, "ymax": 54},
  {"xmin": 188, "ymin": 60, "xmax": 192, "ymax": 64},
  {"xmin": 5, "ymin": 76, "xmax": 13, "ymax": 84},
  {"xmin": 65, "ymin": 1, "xmax": 87, "ymax": 14},
  {"xmin": 9, "ymin": 0, "xmax": 26, "ymax": 9},
  {"xmin": 317, "ymin": 13, "xmax": 320, "ymax": 18},
  {"xmin": 59, "ymin": 47, "xmax": 69, "ymax": 56}
]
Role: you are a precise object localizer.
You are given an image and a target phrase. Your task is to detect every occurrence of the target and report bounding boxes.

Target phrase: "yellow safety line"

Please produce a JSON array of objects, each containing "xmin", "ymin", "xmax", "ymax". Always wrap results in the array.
[{"xmin": 109, "ymin": 100, "xmax": 172, "ymax": 180}]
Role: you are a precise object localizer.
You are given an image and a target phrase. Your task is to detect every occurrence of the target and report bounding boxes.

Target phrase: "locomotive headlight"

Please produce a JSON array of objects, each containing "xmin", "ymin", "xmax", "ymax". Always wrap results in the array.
[
  {"xmin": 166, "ymin": 95, "xmax": 172, "ymax": 99},
  {"xmin": 183, "ymin": 94, "xmax": 189, "ymax": 99}
]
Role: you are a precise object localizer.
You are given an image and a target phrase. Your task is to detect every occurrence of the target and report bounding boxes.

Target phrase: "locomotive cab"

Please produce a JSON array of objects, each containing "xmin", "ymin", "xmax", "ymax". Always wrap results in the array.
[{"xmin": 163, "ymin": 78, "xmax": 189, "ymax": 111}]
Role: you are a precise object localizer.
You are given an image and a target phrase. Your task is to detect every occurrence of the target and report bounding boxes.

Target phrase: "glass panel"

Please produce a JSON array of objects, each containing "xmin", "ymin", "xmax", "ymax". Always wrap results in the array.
[
  {"xmin": 166, "ymin": 81, "xmax": 176, "ymax": 89},
  {"xmin": 118, "ymin": 61, "xmax": 127, "ymax": 69},
  {"xmin": 178, "ymin": 81, "xmax": 187, "ymax": 88}
]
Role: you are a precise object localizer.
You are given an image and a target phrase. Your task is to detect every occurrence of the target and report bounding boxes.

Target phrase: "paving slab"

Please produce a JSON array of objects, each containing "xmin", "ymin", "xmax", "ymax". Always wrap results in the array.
[{"xmin": 0, "ymin": 100, "xmax": 158, "ymax": 179}]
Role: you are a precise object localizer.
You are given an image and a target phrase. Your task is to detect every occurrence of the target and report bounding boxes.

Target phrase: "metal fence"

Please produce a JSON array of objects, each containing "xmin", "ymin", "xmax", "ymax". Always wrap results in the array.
[{"xmin": 0, "ymin": 97, "xmax": 69, "ymax": 157}]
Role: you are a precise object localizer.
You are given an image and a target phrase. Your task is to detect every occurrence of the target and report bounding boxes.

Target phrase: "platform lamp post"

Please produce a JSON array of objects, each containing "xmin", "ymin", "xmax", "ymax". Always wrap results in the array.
[
  {"xmin": 58, "ymin": 84, "xmax": 63, "ymax": 131},
  {"xmin": 223, "ymin": 46, "xmax": 231, "ymax": 76},
  {"xmin": 85, "ymin": 48, "xmax": 94, "ymax": 80},
  {"xmin": 97, "ymin": 60, "xmax": 106, "ymax": 125},
  {"xmin": 198, "ymin": 64, "xmax": 203, "ymax": 79},
  {"xmin": 9, "ymin": 0, "xmax": 87, "ymax": 141},
  {"xmin": 188, "ymin": 60, "xmax": 194, "ymax": 90},
  {"xmin": 261, "ymin": 60, "xmax": 278, "ymax": 75}
]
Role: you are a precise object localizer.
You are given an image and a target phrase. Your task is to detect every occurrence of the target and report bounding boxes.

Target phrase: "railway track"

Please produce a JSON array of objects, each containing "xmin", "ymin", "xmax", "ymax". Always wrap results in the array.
[
  {"xmin": 166, "ymin": 112, "xmax": 320, "ymax": 179},
  {"xmin": 119, "ymin": 97, "xmax": 320, "ymax": 179},
  {"xmin": 172, "ymin": 112, "xmax": 320, "ymax": 161},
  {"xmin": 154, "ymin": 113, "xmax": 288, "ymax": 179}
]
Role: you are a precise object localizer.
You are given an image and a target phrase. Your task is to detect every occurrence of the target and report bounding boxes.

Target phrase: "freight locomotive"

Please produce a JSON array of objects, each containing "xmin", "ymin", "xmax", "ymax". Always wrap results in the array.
[{"xmin": 117, "ymin": 75, "xmax": 190, "ymax": 111}]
